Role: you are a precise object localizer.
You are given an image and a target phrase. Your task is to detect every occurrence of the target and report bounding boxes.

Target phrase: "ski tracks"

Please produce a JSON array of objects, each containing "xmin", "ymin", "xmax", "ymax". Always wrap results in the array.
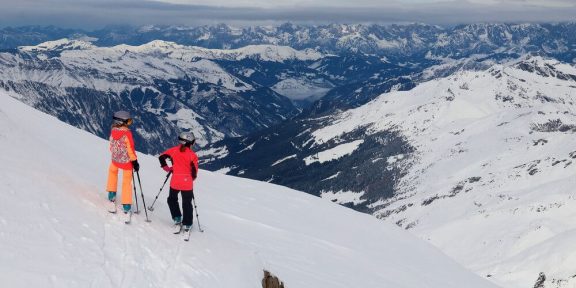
[{"xmin": 100, "ymin": 209, "xmax": 213, "ymax": 288}]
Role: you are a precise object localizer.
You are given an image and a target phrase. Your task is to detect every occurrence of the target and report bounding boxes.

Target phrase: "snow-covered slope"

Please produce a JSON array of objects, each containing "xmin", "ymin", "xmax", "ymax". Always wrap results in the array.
[
  {"xmin": 0, "ymin": 93, "xmax": 498, "ymax": 287},
  {"xmin": 305, "ymin": 56, "xmax": 576, "ymax": 288}
]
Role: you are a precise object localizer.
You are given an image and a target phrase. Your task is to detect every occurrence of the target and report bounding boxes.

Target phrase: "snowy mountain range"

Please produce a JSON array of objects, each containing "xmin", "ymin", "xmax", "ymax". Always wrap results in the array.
[
  {"xmin": 204, "ymin": 55, "xmax": 576, "ymax": 287},
  {"xmin": 3, "ymin": 22, "xmax": 576, "ymax": 288},
  {"xmin": 0, "ymin": 40, "xmax": 294, "ymax": 151},
  {"xmin": 0, "ymin": 90, "xmax": 498, "ymax": 288},
  {"xmin": 4, "ymin": 22, "xmax": 576, "ymax": 155},
  {"xmin": 0, "ymin": 36, "xmax": 415, "ymax": 154},
  {"xmin": 203, "ymin": 56, "xmax": 574, "ymax": 200},
  {"xmin": 0, "ymin": 40, "xmax": 317, "ymax": 153},
  {"xmin": 2, "ymin": 23, "xmax": 576, "ymax": 61}
]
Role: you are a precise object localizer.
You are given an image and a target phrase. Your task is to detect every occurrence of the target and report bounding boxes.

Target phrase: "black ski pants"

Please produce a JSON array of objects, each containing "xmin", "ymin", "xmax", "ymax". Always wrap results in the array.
[{"xmin": 167, "ymin": 188, "xmax": 194, "ymax": 226}]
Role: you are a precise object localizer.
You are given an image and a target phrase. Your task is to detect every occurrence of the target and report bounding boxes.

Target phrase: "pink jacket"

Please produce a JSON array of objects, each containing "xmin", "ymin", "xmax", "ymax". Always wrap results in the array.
[{"xmin": 159, "ymin": 145, "xmax": 199, "ymax": 191}]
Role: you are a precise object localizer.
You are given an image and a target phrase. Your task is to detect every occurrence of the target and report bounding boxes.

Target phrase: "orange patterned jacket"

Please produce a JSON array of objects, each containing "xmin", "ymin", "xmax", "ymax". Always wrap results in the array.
[{"xmin": 109, "ymin": 127, "xmax": 137, "ymax": 170}]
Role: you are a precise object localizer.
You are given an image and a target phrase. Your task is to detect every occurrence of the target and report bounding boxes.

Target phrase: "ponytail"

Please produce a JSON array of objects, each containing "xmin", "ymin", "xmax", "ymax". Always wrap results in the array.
[{"xmin": 179, "ymin": 144, "xmax": 190, "ymax": 152}]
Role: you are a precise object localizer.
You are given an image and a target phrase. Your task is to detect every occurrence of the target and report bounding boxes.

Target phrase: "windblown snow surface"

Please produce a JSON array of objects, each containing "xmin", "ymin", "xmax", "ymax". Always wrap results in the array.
[{"xmin": 0, "ymin": 93, "xmax": 497, "ymax": 287}]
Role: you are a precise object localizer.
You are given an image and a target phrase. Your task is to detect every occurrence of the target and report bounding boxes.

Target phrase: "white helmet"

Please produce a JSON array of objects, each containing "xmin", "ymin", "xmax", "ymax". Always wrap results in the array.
[
  {"xmin": 113, "ymin": 111, "xmax": 132, "ymax": 125},
  {"xmin": 178, "ymin": 131, "xmax": 196, "ymax": 145}
]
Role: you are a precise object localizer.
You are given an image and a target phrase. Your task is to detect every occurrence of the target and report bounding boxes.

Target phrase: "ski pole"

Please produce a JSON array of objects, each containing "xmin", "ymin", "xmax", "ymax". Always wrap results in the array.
[
  {"xmin": 191, "ymin": 191, "xmax": 204, "ymax": 232},
  {"xmin": 135, "ymin": 170, "xmax": 151, "ymax": 222},
  {"xmin": 148, "ymin": 171, "xmax": 172, "ymax": 211},
  {"xmin": 132, "ymin": 171, "xmax": 140, "ymax": 214}
]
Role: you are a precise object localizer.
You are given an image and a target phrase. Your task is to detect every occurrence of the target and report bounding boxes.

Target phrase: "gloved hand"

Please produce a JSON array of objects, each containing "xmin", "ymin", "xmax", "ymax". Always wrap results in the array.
[
  {"xmin": 132, "ymin": 160, "xmax": 140, "ymax": 172},
  {"xmin": 162, "ymin": 166, "xmax": 173, "ymax": 173}
]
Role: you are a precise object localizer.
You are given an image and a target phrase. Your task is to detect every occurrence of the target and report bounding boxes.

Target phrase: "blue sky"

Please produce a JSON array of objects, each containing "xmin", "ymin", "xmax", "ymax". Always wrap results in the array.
[{"xmin": 0, "ymin": 0, "xmax": 574, "ymax": 28}]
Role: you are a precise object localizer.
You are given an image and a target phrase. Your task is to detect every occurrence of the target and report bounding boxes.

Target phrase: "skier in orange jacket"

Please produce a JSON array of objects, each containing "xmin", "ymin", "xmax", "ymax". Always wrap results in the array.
[{"xmin": 106, "ymin": 111, "xmax": 139, "ymax": 219}]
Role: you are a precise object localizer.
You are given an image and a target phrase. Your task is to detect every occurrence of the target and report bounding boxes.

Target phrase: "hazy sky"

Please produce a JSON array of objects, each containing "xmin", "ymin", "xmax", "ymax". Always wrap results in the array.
[
  {"xmin": 0, "ymin": 0, "xmax": 574, "ymax": 29},
  {"xmin": 160, "ymin": 0, "xmax": 576, "ymax": 8}
]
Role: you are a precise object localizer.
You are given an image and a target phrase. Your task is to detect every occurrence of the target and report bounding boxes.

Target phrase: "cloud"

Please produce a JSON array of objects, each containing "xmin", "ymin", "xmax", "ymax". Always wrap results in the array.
[
  {"xmin": 160, "ymin": 0, "xmax": 576, "ymax": 8},
  {"xmin": 0, "ymin": 0, "xmax": 574, "ymax": 29},
  {"xmin": 486, "ymin": 0, "xmax": 576, "ymax": 8}
]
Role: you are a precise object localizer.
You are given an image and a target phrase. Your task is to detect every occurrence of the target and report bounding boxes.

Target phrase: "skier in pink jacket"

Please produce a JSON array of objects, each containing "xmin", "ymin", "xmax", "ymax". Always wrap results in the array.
[{"xmin": 158, "ymin": 132, "xmax": 199, "ymax": 233}]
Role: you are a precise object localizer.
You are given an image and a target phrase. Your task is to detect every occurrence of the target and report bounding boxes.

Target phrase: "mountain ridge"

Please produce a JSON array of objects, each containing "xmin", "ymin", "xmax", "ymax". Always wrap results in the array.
[
  {"xmin": 304, "ymin": 56, "xmax": 576, "ymax": 288},
  {"xmin": 3, "ymin": 23, "xmax": 576, "ymax": 60},
  {"xmin": 0, "ymin": 36, "xmax": 416, "ymax": 154},
  {"xmin": 202, "ymin": 56, "xmax": 576, "ymax": 215}
]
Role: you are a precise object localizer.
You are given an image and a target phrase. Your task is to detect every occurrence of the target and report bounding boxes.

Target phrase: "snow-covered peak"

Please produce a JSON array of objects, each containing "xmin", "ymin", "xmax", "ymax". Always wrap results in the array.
[
  {"xmin": 511, "ymin": 55, "xmax": 576, "ymax": 80},
  {"xmin": 136, "ymin": 39, "xmax": 185, "ymax": 50},
  {"xmin": 306, "ymin": 58, "xmax": 576, "ymax": 287},
  {"xmin": 223, "ymin": 45, "xmax": 323, "ymax": 62},
  {"xmin": 0, "ymin": 91, "xmax": 498, "ymax": 288},
  {"xmin": 114, "ymin": 40, "xmax": 323, "ymax": 62},
  {"xmin": 310, "ymin": 58, "xmax": 569, "ymax": 144},
  {"xmin": 20, "ymin": 38, "xmax": 96, "ymax": 52},
  {"xmin": 19, "ymin": 39, "xmax": 324, "ymax": 64}
]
